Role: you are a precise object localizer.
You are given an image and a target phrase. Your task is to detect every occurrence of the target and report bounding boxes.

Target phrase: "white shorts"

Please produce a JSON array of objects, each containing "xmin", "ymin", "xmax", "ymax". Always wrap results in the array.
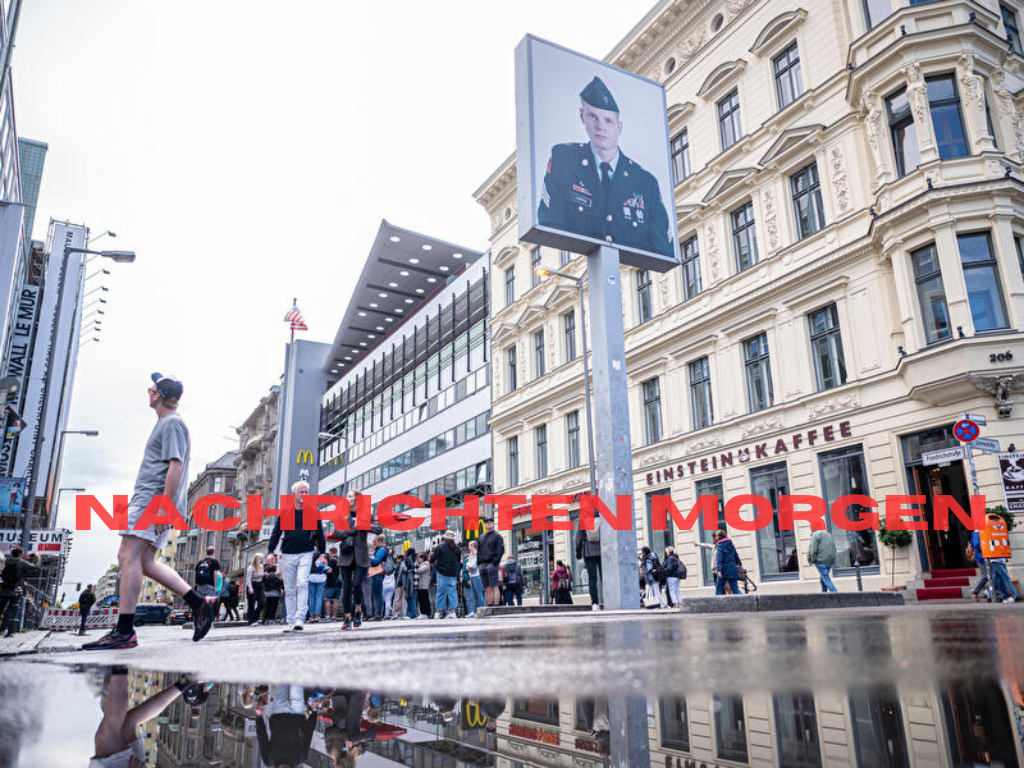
[
  {"xmin": 118, "ymin": 503, "xmax": 170, "ymax": 550},
  {"xmin": 89, "ymin": 737, "xmax": 145, "ymax": 768}
]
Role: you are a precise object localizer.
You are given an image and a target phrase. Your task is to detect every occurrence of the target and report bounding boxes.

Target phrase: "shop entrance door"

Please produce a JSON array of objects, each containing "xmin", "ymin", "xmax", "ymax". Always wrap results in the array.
[
  {"xmin": 901, "ymin": 425, "xmax": 974, "ymax": 573},
  {"xmin": 909, "ymin": 462, "xmax": 973, "ymax": 571}
]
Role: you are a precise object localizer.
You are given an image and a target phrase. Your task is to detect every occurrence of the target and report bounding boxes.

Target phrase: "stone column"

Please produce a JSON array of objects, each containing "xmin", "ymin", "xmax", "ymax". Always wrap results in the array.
[
  {"xmin": 885, "ymin": 237, "xmax": 921, "ymax": 353},
  {"xmin": 933, "ymin": 221, "xmax": 973, "ymax": 335},
  {"xmin": 957, "ymin": 53, "xmax": 997, "ymax": 154},
  {"xmin": 904, "ymin": 63, "xmax": 940, "ymax": 164},
  {"xmin": 991, "ymin": 71, "xmax": 1024, "ymax": 161},
  {"xmin": 861, "ymin": 91, "xmax": 894, "ymax": 189},
  {"xmin": 988, "ymin": 212, "xmax": 1024, "ymax": 329}
]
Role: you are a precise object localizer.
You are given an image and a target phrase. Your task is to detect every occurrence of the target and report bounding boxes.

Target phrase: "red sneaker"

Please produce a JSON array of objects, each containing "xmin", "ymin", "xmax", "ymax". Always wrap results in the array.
[{"xmin": 82, "ymin": 630, "xmax": 138, "ymax": 651}]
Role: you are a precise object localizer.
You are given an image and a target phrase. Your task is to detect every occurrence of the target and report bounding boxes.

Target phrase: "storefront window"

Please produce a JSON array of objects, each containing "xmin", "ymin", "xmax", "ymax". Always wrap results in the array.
[
  {"xmin": 513, "ymin": 698, "xmax": 559, "ymax": 726},
  {"xmin": 752, "ymin": 463, "xmax": 798, "ymax": 579},
  {"xmin": 646, "ymin": 489, "xmax": 674, "ymax": 557},
  {"xmin": 850, "ymin": 688, "xmax": 909, "ymax": 768},
  {"xmin": 819, "ymin": 445, "xmax": 879, "ymax": 571},
  {"xmin": 513, "ymin": 525, "xmax": 553, "ymax": 602},
  {"xmin": 714, "ymin": 695, "xmax": 748, "ymax": 762},
  {"xmin": 942, "ymin": 682, "xmax": 1018, "ymax": 768},
  {"xmin": 659, "ymin": 697, "xmax": 690, "ymax": 751},
  {"xmin": 696, "ymin": 476, "xmax": 726, "ymax": 585},
  {"xmin": 774, "ymin": 693, "xmax": 822, "ymax": 768}
]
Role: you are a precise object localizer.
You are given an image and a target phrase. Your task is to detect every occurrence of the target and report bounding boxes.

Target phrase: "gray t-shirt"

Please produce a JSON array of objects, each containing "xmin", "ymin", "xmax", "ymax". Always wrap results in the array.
[{"xmin": 130, "ymin": 412, "xmax": 190, "ymax": 513}]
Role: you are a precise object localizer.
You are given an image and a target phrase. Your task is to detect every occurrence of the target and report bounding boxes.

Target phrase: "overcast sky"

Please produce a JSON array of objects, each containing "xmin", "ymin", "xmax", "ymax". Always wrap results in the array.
[{"xmin": 15, "ymin": 2, "xmax": 647, "ymax": 592}]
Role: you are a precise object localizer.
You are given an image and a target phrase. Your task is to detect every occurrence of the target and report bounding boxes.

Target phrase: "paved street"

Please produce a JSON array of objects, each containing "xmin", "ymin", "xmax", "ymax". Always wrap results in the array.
[{"xmin": 14, "ymin": 603, "xmax": 1024, "ymax": 698}]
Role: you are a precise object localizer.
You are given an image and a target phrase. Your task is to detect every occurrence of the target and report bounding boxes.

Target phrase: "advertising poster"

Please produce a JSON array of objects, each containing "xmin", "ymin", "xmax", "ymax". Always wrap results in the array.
[
  {"xmin": 515, "ymin": 34, "xmax": 679, "ymax": 271},
  {"xmin": 0, "ymin": 476, "xmax": 24, "ymax": 517},
  {"xmin": 998, "ymin": 452, "xmax": 1024, "ymax": 513}
]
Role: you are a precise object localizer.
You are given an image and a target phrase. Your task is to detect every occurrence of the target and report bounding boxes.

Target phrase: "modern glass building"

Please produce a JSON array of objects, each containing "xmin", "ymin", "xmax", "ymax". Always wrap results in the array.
[{"xmin": 318, "ymin": 221, "xmax": 490, "ymax": 551}]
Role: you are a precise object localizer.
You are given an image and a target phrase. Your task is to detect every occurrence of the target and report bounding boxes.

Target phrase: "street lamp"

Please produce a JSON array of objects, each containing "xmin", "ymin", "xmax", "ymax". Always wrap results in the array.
[
  {"xmin": 20, "ymin": 241, "xmax": 135, "ymax": 548},
  {"xmin": 87, "ymin": 230, "xmax": 117, "ymax": 246},
  {"xmin": 56, "ymin": 486, "xmax": 86, "ymax": 523},
  {"xmin": 534, "ymin": 266, "xmax": 597, "ymax": 500}
]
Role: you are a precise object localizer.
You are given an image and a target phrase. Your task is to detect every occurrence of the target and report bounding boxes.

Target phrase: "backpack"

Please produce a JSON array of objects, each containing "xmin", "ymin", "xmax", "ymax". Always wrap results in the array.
[
  {"xmin": 505, "ymin": 561, "xmax": 519, "ymax": 584},
  {"xmin": 585, "ymin": 521, "xmax": 600, "ymax": 543},
  {"xmin": 383, "ymin": 549, "xmax": 397, "ymax": 576},
  {"xmin": 195, "ymin": 558, "xmax": 214, "ymax": 586},
  {"xmin": 650, "ymin": 557, "xmax": 665, "ymax": 584}
]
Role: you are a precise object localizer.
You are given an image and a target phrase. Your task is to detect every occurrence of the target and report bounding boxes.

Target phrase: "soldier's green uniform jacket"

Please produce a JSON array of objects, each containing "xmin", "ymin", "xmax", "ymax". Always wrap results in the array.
[{"xmin": 537, "ymin": 141, "xmax": 673, "ymax": 258}]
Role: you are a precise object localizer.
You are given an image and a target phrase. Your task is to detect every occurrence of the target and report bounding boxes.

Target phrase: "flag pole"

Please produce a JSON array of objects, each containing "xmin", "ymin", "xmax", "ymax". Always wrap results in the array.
[{"xmin": 290, "ymin": 297, "xmax": 296, "ymax": 345}]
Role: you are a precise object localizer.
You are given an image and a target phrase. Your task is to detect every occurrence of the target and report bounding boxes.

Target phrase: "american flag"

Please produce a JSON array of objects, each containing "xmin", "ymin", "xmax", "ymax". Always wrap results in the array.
[{"xmin": 284, "ymin": 299, "xmax": 308, "ymax": 331}]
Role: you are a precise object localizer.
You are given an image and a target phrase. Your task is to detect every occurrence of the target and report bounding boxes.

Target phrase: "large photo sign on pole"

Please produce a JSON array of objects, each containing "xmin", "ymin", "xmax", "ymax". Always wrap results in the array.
[{"xmin": 514, "ymin": 35, "xmax": 680, "ymax": 271}]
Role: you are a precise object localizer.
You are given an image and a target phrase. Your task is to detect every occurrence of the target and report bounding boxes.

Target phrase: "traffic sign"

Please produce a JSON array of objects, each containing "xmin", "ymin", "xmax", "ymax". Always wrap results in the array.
[
  {"xmin": 954, "ymin": 419, "xmax": 980, "ymax": 442},
  {"xmin": 963, "ymin": 412, "xmax": 988, "ymax": 426},
  {"xmin": 973, "ymin": 437, "xmax": 1001, "ymax": 454},
  {"xmin": 923, "ymin": 447, "xmax": 964, "ymax": 466}
]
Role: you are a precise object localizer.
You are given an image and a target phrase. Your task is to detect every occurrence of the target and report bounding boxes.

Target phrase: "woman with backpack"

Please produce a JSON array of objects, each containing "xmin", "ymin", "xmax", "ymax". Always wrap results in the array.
[
  {"xmin": 551, "ymin": 560, "xmax": 573, "ymax": 604},
  {"xmin": 713, "ymin": 529, "xmax": 741, "ymax": 596},
  {"xmin": 662, "ymin": 547, "xmax": 685, "ymax": 607},
  {"xmin": 368, "ymin": 535, "xmax": 388, "ymax": 620},
  {"xmin": 463, "ymin": 540, "xmax": 485, "ymax": 617},
  {"xmin": 501, "ymin": 555, "xmax": 524, "ymax": 606},
  {"xmin": 641, "ymin": 546, "xmax": 667, "ymax": 609}
]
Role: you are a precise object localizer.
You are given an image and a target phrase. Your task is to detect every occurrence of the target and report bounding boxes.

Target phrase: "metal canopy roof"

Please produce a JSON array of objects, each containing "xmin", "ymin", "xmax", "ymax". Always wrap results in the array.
[{"xmin": 324, "ymin": 220, "xmax": 484, "ymax": 375}]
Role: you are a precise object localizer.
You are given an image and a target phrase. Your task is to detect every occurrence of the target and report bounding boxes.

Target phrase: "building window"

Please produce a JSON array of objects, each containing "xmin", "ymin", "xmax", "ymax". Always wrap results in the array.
[
  {"xmin": 681, "ymin": 235, "xmax": 702, "ymax": 300},
  {"xmin": 958, "ymin": 232, "xmax": 1009, "ymax": 331},
  {"xmin": 642, "ymin": 377, "xmax": 662, "ymax": 444},
  {"xmin": 774, "ymin": 43, "xmax": 803, "ymax": 109},
  {"xmin": 887, "ymin": 88, "xmax": 920, "ymax": 177},
  {"xmin": 718, "ymin": 89, "xmax": 742, "ymax": 150},
  {"xmin": 791, "ymin": 162, "xmax": 825, "ymax": 239},
  {"xmin": 507, "ymin": 436, "xmax": 519, "ymax": 487},
  {"xmin": 850, "ymin": 689, "xmax": 909, "ymax": 768},
  {"xmin": 566, "ymin": 410, "xmax": 580, "ymax": 469},
  {"xmin": 531, "ymin": 248, "xmax": 542, "ymax": 287},
  {"xmin": 689, "ymin": 356, "xmax": 714, "ymax": 429},
  {"xmin": 774, "ymin": 694, "xmax": 822, "ymax": 768},
  {"xmin": 808, "ymin": 304, "xmax": 847, "ymax": 391},
  {"xmin": 911, "ymin": 243, "xmax": 951, "ymax": 344},
  {"xmin": 507, "ymin": 346, "xmax": 518, "ymax": 392},
  {"xmin": 513, "ymin": 699, "xmax": 559, "ymax": 726},
  {"xmin": 819, "ymin": 445, "xmax": 879, "ymax": 571},
  {"xmin": 559, "ymin": 249, "xmax": 571, "ymax": 267},
  {"xmin": 533, "ymin": 328, "xmax": 546, "ymax": 378},
  {"xmin": 535, "ymin": 424, "xmax": 548, "ymax": 478},
  {"xmin": 671, "ymin": 129, "xmax": 691, "ymax": 182},
  {"xmin": 636, "ymin": 269, "xmax": 653, "ymax": 324},
  {"xmin": 659, "ymin": 697, "xmax": 690, "ymax": 751},
  {"xmin": 505, "ymin": 266, "xmax": 515, "ymax": 307},
  {"xmin": 731, "ymin": 201, "xmax": 759, "ymax": 272},
  {"xmin": 646, "ymin": 488, "xmax": 674, "ymax": 556},
  {"xmin": 927, "ymin": 74, "xmax": 969, "ymax": 160},
  {"xmin": 1004, "ymin": 4, "xmax": 1023, "ymax": 55},
  {"xmin": 714, "ymin": 695, "xmax": 748, "ymax": 763},
  {"xmin": 752, "ymin": 462, "xmax": 798, "ymax": 578},
  {"xmin": 696, "ymin": 476, "xmax": 725, "ymax": 585},
  {"xmin": 743, "ymin": 332, "xmax": 774, "ymax": 412},
  {"xmin": 1015, "ymin": 236, "xmax": 1024, "ymax": 277},
  {"xmin": 863, "ymin": 0, "xmax": 892, "ymax": 29},
  {"xmin": 563, "ymin": 310, "xmax": 577, "ymax": 362}
]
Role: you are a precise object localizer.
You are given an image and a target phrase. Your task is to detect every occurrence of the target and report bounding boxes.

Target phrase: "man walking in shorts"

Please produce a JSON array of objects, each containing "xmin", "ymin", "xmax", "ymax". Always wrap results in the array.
[{"xmin": 84, "ymin": 372, "xmax": 218, "ymax": 650}]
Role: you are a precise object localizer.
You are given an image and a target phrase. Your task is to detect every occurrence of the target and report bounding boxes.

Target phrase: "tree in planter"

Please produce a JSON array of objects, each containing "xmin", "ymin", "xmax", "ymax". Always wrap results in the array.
[
  {"xmin": 878, "ymin": 519, "xmax": 914, "ymax": 587},
  {"xmin": 987, "ymin": 504, "xmax": 1015, "ymax": 532}
]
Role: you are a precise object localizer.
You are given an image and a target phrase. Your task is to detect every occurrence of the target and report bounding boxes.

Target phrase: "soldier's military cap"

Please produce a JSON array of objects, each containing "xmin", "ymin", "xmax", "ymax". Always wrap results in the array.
[{"xmin": 580, "ymin": 76, "xmax": 619, "ymax": 113}]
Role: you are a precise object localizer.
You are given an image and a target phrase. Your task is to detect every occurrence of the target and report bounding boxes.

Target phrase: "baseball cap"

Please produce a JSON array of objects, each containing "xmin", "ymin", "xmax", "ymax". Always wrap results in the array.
[{"xmin": 151, "ymin": 372, "xmax": 184, "ymax": 402}]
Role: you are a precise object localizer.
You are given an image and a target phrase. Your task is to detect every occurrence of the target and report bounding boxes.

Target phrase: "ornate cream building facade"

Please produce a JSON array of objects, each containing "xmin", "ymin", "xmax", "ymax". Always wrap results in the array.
[{"xmin": 476, "ymin": 0, "xmax": 1024, "ymax": 599}]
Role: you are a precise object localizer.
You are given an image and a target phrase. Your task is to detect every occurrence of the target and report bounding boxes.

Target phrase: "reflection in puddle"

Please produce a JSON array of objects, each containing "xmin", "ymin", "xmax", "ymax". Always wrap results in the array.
[{"xmin": 3, "ymin": 665, "xmax": 1024, "ymax": 766}]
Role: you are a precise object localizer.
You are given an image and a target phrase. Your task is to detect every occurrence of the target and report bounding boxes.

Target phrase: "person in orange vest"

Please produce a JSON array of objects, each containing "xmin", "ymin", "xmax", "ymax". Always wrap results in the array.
[{"xmin": 980, "ymin": 512, "xmax": 1018, "ymax": 604}]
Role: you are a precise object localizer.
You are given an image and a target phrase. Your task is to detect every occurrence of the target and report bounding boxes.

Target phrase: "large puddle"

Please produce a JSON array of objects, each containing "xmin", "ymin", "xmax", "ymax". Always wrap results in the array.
[{"xmin": 3, "ymin": 608, "xmax": 1024, "ymax": 766}]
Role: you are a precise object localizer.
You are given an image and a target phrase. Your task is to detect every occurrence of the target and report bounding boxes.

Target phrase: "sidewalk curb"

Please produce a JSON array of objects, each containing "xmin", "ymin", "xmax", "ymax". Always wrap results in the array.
[{"xmin": 0, "ymin": 629, "xmax": 51, "ymax": 657}]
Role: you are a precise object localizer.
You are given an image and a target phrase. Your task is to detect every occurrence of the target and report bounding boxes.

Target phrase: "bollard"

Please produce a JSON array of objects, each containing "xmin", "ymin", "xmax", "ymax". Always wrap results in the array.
[{"xmin": 855, "ymin": 560, "xmax": 863, "ymax": 592}]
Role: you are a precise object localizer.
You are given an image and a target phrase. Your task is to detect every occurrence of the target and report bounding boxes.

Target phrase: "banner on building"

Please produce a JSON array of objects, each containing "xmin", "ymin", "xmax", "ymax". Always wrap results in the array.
[
  {"xmin": 514, "ymin": 35, "xmax": 679, "ymax": 272},
  {"xmin": 0, "ymin": 476, "xmax": 25, "ymax": 517},
  {"xmin": 0, "ymin": 527, "xmax": 69, "ymax": 555},
  {"xmin": 13, "ymin": 221, "xmax": 88, "ymax": 500},
  {"xmin": 0, "ymin": 285, "xmax": 40, "ymax": 475},
  {"xmin": 998, "ymin": 453, "xmax": 1024, "ymax": 513}
]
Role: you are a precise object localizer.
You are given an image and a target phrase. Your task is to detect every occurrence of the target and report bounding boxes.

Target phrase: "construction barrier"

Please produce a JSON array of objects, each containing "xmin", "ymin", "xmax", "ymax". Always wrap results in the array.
[{"xmin": 42, "ymin": 607, "xmax": 118, "ymax": 631}]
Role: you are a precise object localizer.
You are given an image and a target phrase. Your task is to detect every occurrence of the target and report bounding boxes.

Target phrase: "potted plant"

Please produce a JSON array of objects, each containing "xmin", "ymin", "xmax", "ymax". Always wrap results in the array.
[{"xmin": 878, "ymin": 518, "xmax": 913, "ymax": 589}]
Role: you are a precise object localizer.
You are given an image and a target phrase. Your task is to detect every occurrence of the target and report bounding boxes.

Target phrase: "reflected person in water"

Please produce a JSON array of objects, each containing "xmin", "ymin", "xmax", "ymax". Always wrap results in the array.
[{"xmin": 90, "ymin": 666, "xmax": 207, "ymax": 768}]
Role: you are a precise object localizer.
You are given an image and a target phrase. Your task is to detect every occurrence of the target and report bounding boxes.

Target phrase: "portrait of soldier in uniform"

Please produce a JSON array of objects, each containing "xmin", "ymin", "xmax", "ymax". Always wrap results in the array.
[{"xmin": 537, "ymin": 76, "xmax": 673, "ymax": 258}]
